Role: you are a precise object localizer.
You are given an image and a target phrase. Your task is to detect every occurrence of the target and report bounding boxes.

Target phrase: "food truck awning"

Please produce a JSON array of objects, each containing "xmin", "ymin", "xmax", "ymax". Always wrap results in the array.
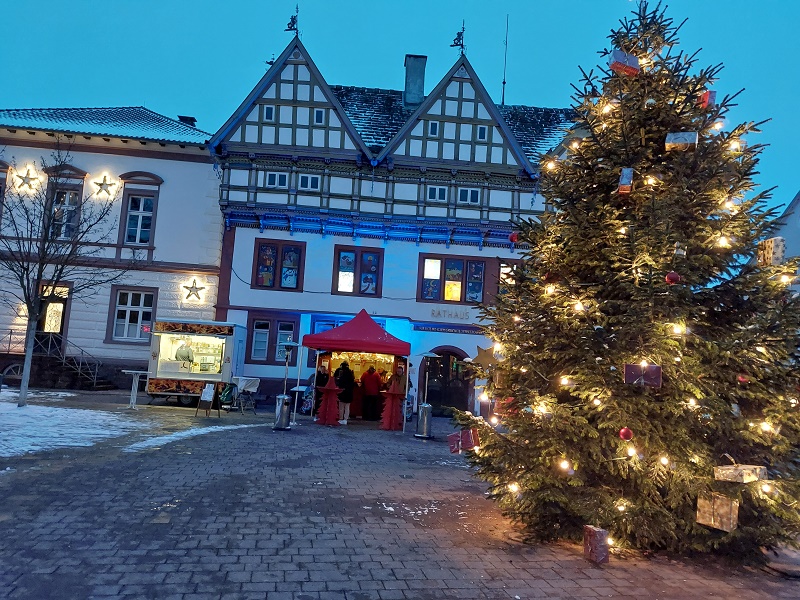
[{"xmin": 302, "ymin": 309, "xmax": 411, "ymax": 356}]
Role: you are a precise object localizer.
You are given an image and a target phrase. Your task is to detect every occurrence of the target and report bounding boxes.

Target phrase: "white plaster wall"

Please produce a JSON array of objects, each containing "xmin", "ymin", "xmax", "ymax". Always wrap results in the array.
[
  {"xmin": 224, "ymin": 227, "xmax": 508, "ymax": 382},
  {"xmin": 0, "ymin": 142, "xmax": 222, "ymax": 360}
]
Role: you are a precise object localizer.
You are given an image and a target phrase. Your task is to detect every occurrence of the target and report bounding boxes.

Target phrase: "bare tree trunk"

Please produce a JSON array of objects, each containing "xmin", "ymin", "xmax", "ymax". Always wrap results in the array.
[{"xmin": 17, "ymin": 318, "xmax": 37, "ymax": 408}]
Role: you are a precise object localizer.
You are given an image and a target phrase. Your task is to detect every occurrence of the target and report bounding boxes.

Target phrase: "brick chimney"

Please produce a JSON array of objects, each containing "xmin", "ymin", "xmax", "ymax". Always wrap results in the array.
[{"xmin": 403, "ymin": 54, "xmax": 427, "ymax": 108}]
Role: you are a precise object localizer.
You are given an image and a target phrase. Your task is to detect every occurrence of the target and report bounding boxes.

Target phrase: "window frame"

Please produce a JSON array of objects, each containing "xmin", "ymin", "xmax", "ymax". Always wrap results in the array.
[
  {"xmin": 298, "ymin": 173, "xmax": 321, "ymax": 191},
  {"xmin": 427, "ymin": 185, "xmax": 448, "ymax": 202},
  {"xmin": 263, "ymin": 105, "xmax": 275, "ymax": 123},
  {"xmin": 49, "ymin": 183, "xmax": 82, "ymax": 240},
  {"xmin": 251, "ymin": 238, "xmax": 306, "ymax": 292},
  {"xmin": 265, "ymin": 171, "xmax": 289, "ymax": 189},
  {"xmin": 330, "ymin": 245, "xmax": 384, "ymax": 298},
  {"xmin": 457, "ymin": 187, "xmax": 481, "ymax": 205},
  {"xmin": 428, "ymin": 121, "xmax": 440, "ymax": 138},
  {"xmin": 245, "ymin": 311, "xmax": 300, "ymax": 366},
  {"xmin": 314, "ymin": 108, "xmax": 325, "ymax": 125},
  {"xmin": 417, "ymin": 253, "xmax": 510, "ymax": 305},
  {"xmin": 477, "ymin": 125, "xmax": 488, "ymax": 141},
  {"xmin": 105, "ymin": 285, "xmax": 158, "ymax": 344},
  {"xmin": 122, "ymin": 193, "xmax": 155, "ymax": 246}
]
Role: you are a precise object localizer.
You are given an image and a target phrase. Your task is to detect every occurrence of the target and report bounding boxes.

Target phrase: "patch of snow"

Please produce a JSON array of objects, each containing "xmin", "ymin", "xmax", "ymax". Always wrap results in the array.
[
  {"xmin": 1, "ymin": 389, "xmax": 77, "ymax": 403},
  {"xmin": 0, "ymin": 403, "xmax": 148, "ymax": 457},
  {"xmin": 122, "ymin": 424, "xmax": 264, "ymax": 453}
]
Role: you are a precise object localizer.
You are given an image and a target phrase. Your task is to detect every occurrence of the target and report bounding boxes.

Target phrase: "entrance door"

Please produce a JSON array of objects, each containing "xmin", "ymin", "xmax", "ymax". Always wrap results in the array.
[
  {"xmin": 35, "ymin": 286, "xmax": 70, "ymax": 355},
  {"xmin": 422, "ymin": 349, "xmax": 471, "ymax": 416}
]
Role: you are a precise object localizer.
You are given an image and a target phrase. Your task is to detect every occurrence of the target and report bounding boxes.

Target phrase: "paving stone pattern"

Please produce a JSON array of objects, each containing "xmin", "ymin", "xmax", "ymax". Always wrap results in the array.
[{"xmin": 0, "ymin": 398, "xmax": 796, "ymax": 599}]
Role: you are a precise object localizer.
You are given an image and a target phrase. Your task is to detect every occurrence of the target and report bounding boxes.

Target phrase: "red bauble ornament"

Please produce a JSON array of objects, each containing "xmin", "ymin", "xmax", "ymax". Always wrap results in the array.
[
  {"xmin": 737, "ymin": 374, "xmax": 750, "ymax": 384},
  {"xmin": 665, "ymin": 271, "xmax": 681, "ymax": 285},
  {"xmin": 618, "ymin": 427, "xmax": 634, "ymax": 441},
  {"xmin": 509, "ymin": 232, "xmax": 519, "ymax": 243}
]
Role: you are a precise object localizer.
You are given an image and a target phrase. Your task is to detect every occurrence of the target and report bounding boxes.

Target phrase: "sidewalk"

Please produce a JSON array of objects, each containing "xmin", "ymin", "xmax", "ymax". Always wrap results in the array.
[{"xmin": 0, "ymin": 391, "xmax": 796, "ymax": 599}]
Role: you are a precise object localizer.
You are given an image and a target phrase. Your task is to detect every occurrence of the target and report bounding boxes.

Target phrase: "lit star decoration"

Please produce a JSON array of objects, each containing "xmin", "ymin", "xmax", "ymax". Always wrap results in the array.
[
  {"xmin": 93, "ymin": 175, "xmax": 116, "ymax": 195},
  {"xmin": 183, "ymin": 279, "xmax": 205, "ymax": 300},
  {"xmin": 15, "ymin": 169, "xmax": 36, "ymax": 189}
]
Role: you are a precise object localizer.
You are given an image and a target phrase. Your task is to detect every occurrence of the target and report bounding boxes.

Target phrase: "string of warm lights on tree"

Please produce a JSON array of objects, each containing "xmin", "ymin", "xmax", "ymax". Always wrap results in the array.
[{"xmin": 452, "ymin": 1, "xmax": 800, "ymax": 560}]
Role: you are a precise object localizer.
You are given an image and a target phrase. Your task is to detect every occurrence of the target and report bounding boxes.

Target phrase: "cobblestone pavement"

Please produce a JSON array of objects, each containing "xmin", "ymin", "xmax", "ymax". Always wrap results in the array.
[{"xmin": 0, "ymin": 392, "xmax": 796, "ymax": 599}]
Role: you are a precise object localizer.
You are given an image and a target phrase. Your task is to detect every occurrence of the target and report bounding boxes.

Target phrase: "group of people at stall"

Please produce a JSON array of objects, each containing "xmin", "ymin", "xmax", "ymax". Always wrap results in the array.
[{"xmin": 310, "ymin": 361, "xmax": 410, "ymax": 425}]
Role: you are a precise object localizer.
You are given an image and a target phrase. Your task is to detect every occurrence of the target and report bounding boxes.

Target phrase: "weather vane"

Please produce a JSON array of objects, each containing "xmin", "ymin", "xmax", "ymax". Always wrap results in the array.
[
  {"xmin": 451, "ymin": 20, "xmax": 465, "ymax": 55},
  {"xmin": 285, "ymin": 4, "xmax": 299, "ymax": 37}
]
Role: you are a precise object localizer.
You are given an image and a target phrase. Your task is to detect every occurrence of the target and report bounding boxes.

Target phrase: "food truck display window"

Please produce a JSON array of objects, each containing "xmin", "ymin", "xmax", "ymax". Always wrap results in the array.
[{"xmin": 155, "ymin": 332, "xmax": 226, "ymax": 379}]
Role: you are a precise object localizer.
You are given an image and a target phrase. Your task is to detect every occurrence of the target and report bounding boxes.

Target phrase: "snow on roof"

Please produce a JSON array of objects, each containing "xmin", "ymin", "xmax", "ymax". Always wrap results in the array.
[
  {"xmin": 0, "ymin": 106, "xmax": 211, "ymax": 145},
  {"xmin": 497, "ymin": 105, "xmax": 576, "ymax": 162},
  {"xmin": 331, "ymin": 85, "xmax": 574, "ymax": 162}
]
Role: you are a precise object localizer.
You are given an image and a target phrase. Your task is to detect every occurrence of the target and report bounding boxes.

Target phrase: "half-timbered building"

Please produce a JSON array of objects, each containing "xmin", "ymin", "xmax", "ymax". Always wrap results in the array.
[{"xmin": 210, "ymin": 37, "xmax": 572, "ymax": 412}]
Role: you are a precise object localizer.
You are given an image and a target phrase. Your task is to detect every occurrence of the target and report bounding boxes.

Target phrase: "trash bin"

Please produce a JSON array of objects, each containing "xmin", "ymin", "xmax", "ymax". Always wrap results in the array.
[
  {"xmin": 414, "ymin": 402, "xmax": 433, "ymax": 439},
  {"xmin": 274, "ymin": 394, "xmax": 292, "ymax": 430}
]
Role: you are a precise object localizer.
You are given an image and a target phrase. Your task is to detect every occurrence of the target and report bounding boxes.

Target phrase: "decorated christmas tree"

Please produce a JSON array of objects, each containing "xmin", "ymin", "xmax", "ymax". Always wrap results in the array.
[{"xmin": 454, "ymin": 2, "xmax": 800, "ymax": 559}]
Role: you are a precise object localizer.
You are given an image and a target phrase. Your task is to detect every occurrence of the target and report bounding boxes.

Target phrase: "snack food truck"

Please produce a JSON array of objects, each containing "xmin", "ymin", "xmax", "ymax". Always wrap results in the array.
[{"xmin": 146, "ymin": 320, "xmax": 247, "ymax": 404}]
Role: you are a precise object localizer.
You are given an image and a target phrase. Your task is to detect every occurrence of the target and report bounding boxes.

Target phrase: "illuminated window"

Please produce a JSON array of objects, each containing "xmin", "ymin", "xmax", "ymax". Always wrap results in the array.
[
  {"xmin": 332, "ymin": 245, "xmax": 383, "ymax": 297},
  {"xmin": 418, "ymin": 254, "xmax": 486, "ymax": 304},
  {"xmin": 252, "ymin": 239, "xmax": 306, "ymax": 291}
]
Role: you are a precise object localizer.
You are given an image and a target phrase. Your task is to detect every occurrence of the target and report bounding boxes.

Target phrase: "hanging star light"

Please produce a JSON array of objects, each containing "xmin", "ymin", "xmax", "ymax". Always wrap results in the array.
[
  {"xmin": 473, "ymin": 345, "xmax": 498, "ymax": 369},
  {"xmin": 15, "ymin": 168, "xmax": 36, "ymax": 189},
  {"xmin": 183, "ymin": 279, "xmax": 205, "ymax": 300},
  {"xmin": 93, "ymin": 175, "xmax": 116, "ymax": 195}
]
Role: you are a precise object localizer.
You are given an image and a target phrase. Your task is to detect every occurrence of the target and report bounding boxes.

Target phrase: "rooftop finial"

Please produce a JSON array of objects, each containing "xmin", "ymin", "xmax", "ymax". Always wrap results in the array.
[
  {"xmin": 450, "ymin": 20, "xmax": 465, "ymax": 55},
  {"xmin": 285, "ymin": 4, "xmax": 299, "ymax": 37}
]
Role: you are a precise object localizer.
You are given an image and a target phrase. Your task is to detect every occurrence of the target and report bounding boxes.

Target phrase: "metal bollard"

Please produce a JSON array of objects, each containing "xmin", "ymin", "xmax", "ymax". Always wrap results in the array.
[
  {"xmin": 414, "ymin": 402, "xmax": 433, "ymax": 439},
  {"xmin": 273, "ymin": 394, "xmax": 292, "ymax": 430}
]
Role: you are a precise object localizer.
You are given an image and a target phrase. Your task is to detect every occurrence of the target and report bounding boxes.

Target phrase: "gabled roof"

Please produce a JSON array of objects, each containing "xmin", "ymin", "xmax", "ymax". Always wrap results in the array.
[
  {"xmin": 376, "ymin": 54, "xmax": 556, "ymax": 174},
  {"xmin": 0, "ymin": 107, "xmax": 210, "ymax": 145},
  {"xmin": 208, "ymin": 37, "xmax": 372, "ymax": 157},
  {"xmin": 497, "ymin": 105, "xmax": 575, "ymax": 162},
  {"xmin": 329, "ymin": 86, "xmax": 414, "ymax": 153}
]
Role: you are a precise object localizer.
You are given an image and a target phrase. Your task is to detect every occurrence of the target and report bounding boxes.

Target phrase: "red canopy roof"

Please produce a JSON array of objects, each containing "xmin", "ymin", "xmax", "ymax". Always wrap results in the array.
[{"xmin": 302, "ymin": 309, "xmax": 411, "ymax": 355}]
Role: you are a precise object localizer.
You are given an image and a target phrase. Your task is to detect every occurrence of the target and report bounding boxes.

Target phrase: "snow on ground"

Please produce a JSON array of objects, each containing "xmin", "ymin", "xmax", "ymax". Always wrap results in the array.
[
  {"xmin": 122, "ymin": 424, "xmax": 265, "ymax": 453},
  {"xmin": 0, "ymin": 398, "xmax": 149, "ymax": 458},
  {"xmin": 0, "ymin": 389, "xmax": 267, "ymax": 458}
]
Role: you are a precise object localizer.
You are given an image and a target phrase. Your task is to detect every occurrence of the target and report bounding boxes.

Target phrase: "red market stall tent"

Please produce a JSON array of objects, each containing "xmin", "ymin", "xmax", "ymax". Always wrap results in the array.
[
  {"xmin": 302, "ymin": 309, "xmax": 411, "ymax": 356},
  {"xmin": 302, "ymin": 310, "xmax": 411, "ymax": 422}
]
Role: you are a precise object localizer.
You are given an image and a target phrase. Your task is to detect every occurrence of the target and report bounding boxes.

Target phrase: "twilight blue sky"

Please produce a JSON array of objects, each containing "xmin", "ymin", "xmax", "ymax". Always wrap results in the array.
[{"xmin": 1, "ymin": 0, "xmax": 796, "ymax": 210}]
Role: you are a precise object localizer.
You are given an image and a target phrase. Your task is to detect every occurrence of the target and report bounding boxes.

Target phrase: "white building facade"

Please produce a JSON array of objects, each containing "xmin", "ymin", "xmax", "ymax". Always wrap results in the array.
[{"xmin": 0, "ymin": 108, "xmax": 221, "ymax": 384}]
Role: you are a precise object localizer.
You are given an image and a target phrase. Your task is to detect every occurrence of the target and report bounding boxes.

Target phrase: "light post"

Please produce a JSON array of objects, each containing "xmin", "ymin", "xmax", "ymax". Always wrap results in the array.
[{"xmin": 414, "ymin": 352, "xmax": 440, "ymax": 439}]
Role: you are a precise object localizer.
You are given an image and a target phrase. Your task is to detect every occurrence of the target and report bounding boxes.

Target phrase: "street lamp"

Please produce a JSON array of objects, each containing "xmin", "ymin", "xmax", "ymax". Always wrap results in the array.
[{"xmin": 414, "ymin": 352, "xmax": 440, "ymax": 439}]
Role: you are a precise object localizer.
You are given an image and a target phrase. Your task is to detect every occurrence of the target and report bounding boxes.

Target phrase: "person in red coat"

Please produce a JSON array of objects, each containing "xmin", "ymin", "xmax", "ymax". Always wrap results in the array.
[{"xmin": 360, "ymin": 365, "xmax": 383, "ymax": 421}]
